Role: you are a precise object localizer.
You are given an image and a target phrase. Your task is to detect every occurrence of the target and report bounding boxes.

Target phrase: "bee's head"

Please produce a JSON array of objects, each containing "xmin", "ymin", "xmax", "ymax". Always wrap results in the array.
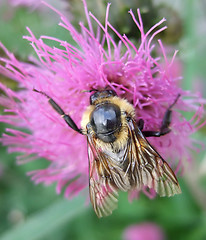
[{"xmin": 90, "ymin": 90, "xmax": 117, "ymax": 105}]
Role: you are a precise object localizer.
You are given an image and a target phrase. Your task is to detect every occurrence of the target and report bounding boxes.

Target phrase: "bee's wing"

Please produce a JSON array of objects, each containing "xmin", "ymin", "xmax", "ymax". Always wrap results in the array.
[
  {"xmin": 127, "ymin": 120, "xmax": 181, "ymax": 197},
  {"xmin": 87, "ymin": 136, "xmax": 130, "ymax": 218}
]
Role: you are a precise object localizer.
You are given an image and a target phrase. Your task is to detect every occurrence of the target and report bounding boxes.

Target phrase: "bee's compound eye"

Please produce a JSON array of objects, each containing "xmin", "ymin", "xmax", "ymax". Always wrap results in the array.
[{"xmin": 90, "ymin": 103, "xmax": 121, "ymax": 135}]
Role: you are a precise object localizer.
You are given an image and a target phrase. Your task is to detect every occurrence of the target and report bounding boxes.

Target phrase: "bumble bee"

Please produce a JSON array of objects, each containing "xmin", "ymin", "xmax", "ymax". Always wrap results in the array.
[{"xmin": 33, "ymin": 88, "xmax": 181, "ymax": 218}]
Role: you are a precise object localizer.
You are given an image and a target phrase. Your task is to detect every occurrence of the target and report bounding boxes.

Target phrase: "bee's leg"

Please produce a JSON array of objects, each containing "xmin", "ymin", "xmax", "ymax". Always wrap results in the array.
[
  {"xmin": 33, "ymin": 89, "xmax": 83, "ymax": 134},
  {"xmin": 142, "ymin": 94, "xmax": 180, "ymax": 138},
  {"xmin": 137, "ymin": 119, "xmax": 144, "ymax": 131}
]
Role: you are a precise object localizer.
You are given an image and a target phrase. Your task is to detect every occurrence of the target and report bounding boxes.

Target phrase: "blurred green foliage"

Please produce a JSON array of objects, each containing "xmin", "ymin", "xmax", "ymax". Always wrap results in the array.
[
  {"xmin": 0, "ymin": 0, "xmax": 206, "ymax": 240},
  {"xmin": 0, "ymin": 2, "xmax": 74, "ymax": 59}
]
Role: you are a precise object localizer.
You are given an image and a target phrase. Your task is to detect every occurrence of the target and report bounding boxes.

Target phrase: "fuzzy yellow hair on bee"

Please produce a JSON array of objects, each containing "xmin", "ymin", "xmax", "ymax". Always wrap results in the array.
[{"xmin": 81, "ymin": 94, "xmax": 135, "ymax": 150}]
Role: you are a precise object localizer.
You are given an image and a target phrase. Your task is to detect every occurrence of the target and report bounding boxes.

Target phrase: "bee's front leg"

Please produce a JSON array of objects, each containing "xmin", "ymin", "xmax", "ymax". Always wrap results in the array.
[
  {"xmin": 33, "ymin": 89, "xmax": 83, "ymax": 134},
  {"xmin": 137, "ymin": 118, "xmax": 144, "ymax": 131},
  {"xmin": 141, "ymin": 94, "xmax": 180, "ymax": 138}
]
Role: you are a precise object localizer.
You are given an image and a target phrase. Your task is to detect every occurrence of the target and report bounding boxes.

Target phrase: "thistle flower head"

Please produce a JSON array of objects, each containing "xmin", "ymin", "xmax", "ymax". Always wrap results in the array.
[{"xmin": 0, "ymin": 0, "xmax": 205, "ymax": 199}]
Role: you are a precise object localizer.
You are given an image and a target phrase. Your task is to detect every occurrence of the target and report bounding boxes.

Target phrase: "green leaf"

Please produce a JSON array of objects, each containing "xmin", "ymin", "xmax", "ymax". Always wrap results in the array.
[{"xmin": 0, "ymin": 196, "xmax": 87, "ymax": 240}]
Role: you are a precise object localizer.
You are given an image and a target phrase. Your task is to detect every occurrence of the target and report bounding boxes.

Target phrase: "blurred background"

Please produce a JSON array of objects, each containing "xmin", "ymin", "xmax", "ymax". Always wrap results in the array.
[{"xmin": 0, "ymin": 0, "xmax": 206, "ymax": 239}]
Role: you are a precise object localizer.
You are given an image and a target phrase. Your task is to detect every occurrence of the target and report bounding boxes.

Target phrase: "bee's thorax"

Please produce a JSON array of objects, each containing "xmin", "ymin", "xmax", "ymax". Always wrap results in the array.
[
  {"xmin": 81, "ymin": 92, "xmax": 136, "ymax": 146},
  {"xmin": 90, "ymin": 102, "xmax": 121, "ymax": 143}
]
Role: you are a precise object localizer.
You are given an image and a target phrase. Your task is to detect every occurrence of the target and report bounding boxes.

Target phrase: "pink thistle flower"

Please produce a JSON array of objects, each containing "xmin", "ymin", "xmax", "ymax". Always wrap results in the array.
[
  {"xmin": 0, "ymin": 1, "xmax": 205, "ymax": 210},
  {"xmin": 123, "ymin": 222, "xmax": 165, "ymax": 240}
]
